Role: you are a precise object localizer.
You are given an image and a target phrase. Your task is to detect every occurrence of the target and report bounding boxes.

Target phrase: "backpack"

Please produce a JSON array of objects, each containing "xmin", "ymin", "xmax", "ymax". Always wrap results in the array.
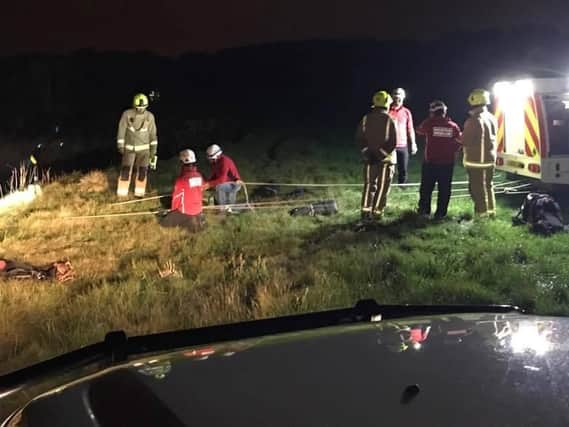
[{"xmin": 513, "ymin": 193, "xmax": 565, "ymax": 236}]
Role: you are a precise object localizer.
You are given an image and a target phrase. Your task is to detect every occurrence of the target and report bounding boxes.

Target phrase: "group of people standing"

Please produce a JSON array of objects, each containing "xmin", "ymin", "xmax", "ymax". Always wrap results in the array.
[
  {"xmin": 115, "ymin": 88, "xmax": 497, "ymax": 233},
  {"xmin": 357, "ymin": 87, "xmax": 497, "ymax": 221}
]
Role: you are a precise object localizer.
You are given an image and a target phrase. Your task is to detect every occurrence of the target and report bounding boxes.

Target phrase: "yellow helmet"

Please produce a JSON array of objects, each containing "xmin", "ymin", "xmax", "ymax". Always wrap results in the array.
[
  {"xmin": 467, "ymin": 89, "xmax": 490, "ymax": 107},
  {"xmin": 372, "ymin": 90, "xmax": 393, "ymax": 109},
  {"xmin": 133, "ymin": 93, "xmax": 149, "ymax": 108}
]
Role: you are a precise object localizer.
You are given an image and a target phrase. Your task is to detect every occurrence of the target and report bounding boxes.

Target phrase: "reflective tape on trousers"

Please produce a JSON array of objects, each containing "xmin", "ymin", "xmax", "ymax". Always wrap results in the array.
[{"xmin": 124, "ymin": 144, "xmax": 150, "ymax": 152}]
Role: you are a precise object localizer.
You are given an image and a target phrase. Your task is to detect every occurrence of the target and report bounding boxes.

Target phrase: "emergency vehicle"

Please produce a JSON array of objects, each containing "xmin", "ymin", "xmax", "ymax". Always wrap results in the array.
[{"xmin": 494, "ymin": 78, "xmax": 569, "ymax": 184}]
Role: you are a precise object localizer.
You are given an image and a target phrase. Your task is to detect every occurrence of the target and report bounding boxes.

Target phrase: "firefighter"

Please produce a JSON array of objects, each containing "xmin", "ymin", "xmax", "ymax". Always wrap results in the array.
[
  {"xmin": 416, "ymin": 100, "xmax": 462, "ymax": 220},
  {"xmin": 116, "ymin": 93, "xmax": 158, "ymax": 198},
  {"xmin": 205, "ymin": 144, "xmax": 243, "ymax": 209},
  {"xmin": 462, "ymin": 89, "xmax": 498, "ymax": 217},
  {"xmin": 356, "ymin": 90, "xmax": 397, "ymax": 220},
  {"xmin": 389, "ymin": 88, "xmax": 417, "ymax": 184},
  {"xmin": 160, "ymin": 149, "xmax": 206, "ymax": 232}
]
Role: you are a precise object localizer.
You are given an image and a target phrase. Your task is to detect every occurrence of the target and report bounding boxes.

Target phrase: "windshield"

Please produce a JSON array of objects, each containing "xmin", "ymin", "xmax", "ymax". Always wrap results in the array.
[{"xmin": 1, "ymin": 1, "xmax": 569, "ymax": 421}]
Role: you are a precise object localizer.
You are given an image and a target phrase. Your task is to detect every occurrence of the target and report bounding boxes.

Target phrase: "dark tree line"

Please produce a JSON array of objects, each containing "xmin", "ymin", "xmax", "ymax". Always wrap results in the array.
[{"xmin": 0, "ymin": 24, "xmax": 567, "ymax": 178}]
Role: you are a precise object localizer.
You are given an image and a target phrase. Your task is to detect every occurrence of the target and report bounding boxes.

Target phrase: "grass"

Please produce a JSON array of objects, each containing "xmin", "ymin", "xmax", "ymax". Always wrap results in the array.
[{"xmin": 2, "ymin": 126, "xmax": 569, "ymax": 387}]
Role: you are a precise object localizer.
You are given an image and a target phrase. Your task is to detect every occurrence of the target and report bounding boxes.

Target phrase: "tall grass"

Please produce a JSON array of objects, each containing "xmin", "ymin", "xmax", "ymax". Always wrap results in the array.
[{"xmin": 1, "ymin": 126, "xmax": 569, "ymax": 385}]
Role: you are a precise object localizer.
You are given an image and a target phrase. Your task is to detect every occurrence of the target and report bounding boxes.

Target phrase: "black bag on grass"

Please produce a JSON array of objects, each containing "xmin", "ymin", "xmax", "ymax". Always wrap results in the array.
[
  {"xmin": 513, "ymin": 193, "xmax": 565, "ymax": 236},
  {"xmin": 289, "ymin": 200, "xmax": 338, "ymax": 217}
]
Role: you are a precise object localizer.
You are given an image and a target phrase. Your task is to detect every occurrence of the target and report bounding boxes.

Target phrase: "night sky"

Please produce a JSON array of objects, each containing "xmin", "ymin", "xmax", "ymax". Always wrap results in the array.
[{"xmin": 1, "ymin": 0, "xmax": 568, "ymax": 55}]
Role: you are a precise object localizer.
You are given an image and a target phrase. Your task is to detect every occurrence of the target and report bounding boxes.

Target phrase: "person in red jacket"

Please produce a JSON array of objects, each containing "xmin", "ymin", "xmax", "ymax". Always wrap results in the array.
[
  {"xmin": 205, "ymin": 144, "xmax": 243, "ymax": 208},
  {"xmin": 160, "ymin": 149, "xmax": 206, "ymax": 232},
  {"xmin": 416, "ymin": 100, "xmax": 462, "ymax": 220},
  {"xmin": 389, "ymin": 88, "xmax": 417, "ymax": 184}
]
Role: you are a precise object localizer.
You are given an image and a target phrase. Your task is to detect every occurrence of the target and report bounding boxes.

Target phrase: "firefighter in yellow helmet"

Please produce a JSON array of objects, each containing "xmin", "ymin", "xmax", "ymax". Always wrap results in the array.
[
  {"xmin": 356, "ymin": 90, "xmax": 397, "ymax": 220},
  {"xmin": 462, "ymin": 89, "xmax": 497, "ymax": 217},
  {"xmin": 116, "ymin": 93, "xmax": 159, "ymax": 198}
]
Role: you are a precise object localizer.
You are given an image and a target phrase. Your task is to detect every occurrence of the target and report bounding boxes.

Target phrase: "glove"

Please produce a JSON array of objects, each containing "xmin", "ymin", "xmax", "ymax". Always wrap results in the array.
[
  {"xmin": 411, "ymin": 143, "xmax": 418, "ymax": 155},
  {"xmin": 149, "ymin": 155, "xmax": 158, "ymax": 170},
  {"xmin": 117, "ymin": 145, "xmax": 124, "ymax": 155}
]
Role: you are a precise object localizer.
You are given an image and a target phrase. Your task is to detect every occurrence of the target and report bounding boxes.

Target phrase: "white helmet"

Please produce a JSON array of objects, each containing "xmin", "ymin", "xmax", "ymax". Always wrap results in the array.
[
  {"xmin": 179, "ymin": 149, "xmax": 196, "ymax": 164},
  {"xmin": 206, "ymin": 144, "xmax": 222, "ymax": 161},
  {"xmin": 392, "ymin": 88, "xmax": 406, "ymax": 100}
]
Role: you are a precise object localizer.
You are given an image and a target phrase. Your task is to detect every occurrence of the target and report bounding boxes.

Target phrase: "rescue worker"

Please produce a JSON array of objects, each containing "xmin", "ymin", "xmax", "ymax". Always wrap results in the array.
[
  {"xmin": 205, "ymin": 144, "xmax": 243, "ymax": 209},
  {"xmin": 356, "ymin": 90, "xmax": 397, "ymax": 220},
  {"xmin": 389, "ymin": 88, "xmax": 417, "ymax": 184},
  {"xmin": 416, "ymin": 100, "xmax": 462, "ymax": 220},
  {"xmin": 160, "ymin": 149, "xmax": 206, "ymax": 232},
  {"xmin": 462, "ymin": 89, "xmax": 498, "ymax": 217},
  {"xmin": 116, "ymin": 93, "xmax": 158, "ymax": 198}
]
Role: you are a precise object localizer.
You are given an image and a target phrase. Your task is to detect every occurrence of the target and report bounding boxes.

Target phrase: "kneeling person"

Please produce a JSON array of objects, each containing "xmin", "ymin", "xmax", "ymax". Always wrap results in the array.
[
  {"xmin": 205, "ymin": 144, "xmax": 243, "ymax": 209},
  {"xmin": 160, "ymin": 149, "xmax": 206, "ymax": 232}
]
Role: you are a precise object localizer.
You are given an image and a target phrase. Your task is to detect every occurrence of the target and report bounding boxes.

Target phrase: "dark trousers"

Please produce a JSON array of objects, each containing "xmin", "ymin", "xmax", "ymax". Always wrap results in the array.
[
  {"xmin": 160, "ymin": 210, "xmax": 206, "ymax": 232},
  {"xmin": 396, "ymin": 148, "xmax": 409, "ymax": 184},
  {"xmin": 418, "ymin": 162, "xmax": 454, "ymax": 218}
]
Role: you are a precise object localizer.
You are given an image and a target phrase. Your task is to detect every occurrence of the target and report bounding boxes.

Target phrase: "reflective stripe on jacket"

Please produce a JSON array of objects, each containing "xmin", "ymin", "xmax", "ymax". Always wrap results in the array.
[{"xmin": 117, "ymin": 109, "xmax": 158, "ymax": 155}]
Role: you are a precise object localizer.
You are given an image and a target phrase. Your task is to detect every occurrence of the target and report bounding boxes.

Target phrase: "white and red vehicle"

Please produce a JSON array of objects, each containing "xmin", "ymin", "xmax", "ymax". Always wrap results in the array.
[{"xmin": 494, "ymin": 78, "xmax": 569, "ymax": 184}]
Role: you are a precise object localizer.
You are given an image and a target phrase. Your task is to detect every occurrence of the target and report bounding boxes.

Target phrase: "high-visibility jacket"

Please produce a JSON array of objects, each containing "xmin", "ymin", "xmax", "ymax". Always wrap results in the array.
[
  {"xmin": 171, "ymin": 166, "xmax": 204, "ymax": 216},
  {"xmin": 355, "ymin": 107, "xmax": 397, "ymax": 164},
  {"xmin": 462, "ymin": 107, "xmax": 497, "ymax": 168},
  {"xmin": 116, "ymin": 109, "xmax": 158, "ymax": 157}
]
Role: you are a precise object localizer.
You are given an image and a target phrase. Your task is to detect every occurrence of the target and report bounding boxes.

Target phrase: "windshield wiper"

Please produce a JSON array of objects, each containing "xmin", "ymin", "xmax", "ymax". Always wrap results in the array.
[{"xmin": 0, "ymin": 300, "xmax": 521, "ymax": 397}]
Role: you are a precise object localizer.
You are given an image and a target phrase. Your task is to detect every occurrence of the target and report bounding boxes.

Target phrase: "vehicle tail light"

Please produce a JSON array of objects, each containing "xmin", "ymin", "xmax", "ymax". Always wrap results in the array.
[{"xmin": 528, "ymin": 163, "xmax": 541, "ymax": 173}]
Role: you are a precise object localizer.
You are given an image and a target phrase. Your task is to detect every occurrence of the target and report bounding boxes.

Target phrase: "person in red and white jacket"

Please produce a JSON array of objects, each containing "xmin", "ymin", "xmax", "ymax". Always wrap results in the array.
[
  {"xmin": 416, "ymin": 100, "xmax": 462, "ymax": 220},
  {"xmin": 160, "ymin": 149, "xmax": 206, "ymax": 231},
  {"xmin": 205, "ymin": 144, "xmax": 243, "ymax": 208},
  {"xmin": 389, "ymin": 88, "xmax": 417, "ymax": 184},
  {"xmin": 171, "ymin": 149, "xmax": 204, "ymax": 216}
]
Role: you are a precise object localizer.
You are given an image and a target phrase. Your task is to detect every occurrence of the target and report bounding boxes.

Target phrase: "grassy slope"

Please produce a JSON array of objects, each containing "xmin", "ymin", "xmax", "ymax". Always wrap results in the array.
[{"xmin": 1, "ymin": 127, "xmax": 569, "ymax": 378}]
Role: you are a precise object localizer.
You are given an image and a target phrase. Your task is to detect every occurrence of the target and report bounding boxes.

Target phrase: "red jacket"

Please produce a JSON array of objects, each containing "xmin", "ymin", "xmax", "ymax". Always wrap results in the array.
[
  {"xmin": 417, "ymin": 116, "xmax": 462, "ymax": 165},
  {"xmin": 171, "ymin": 166, "xmax": 204, "ymax": 215},
  {"xmin": 389, "ymin": 105, "xmax": 415, "ymax": 149},
  {"xmin": 207, "ymin": 154, "xmax": 241, "ymax": 187}
]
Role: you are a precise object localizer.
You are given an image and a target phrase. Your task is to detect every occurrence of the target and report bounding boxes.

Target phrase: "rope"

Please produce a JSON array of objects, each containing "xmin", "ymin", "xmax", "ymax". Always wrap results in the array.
[
  {"xmin": 202, "ymin": 198, "xmax": 323, "ymax": 209},
  {"xmin": 65, "ymin": 210, "xmax": 163, "ymax": 220},
  {"xmin": 243, "ymin": 180, "xmax": 471, "ymax": 188},
  {"xmin": 503, "ymin": 183, "xmax": 533, "ymax": 191},
  {"xmin": 241, "ymin": 181, "xmax": 253, "ymax": 211},
  {"xmin": 111, "ymin": 194, "xmax": 166, "ymax": 206}
]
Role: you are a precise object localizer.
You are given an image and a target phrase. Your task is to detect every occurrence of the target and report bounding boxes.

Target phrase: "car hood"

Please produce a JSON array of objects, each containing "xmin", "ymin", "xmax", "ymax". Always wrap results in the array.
[{"xmin": 3, "ymin": 311, "xmax": 569, "ymax": 426}]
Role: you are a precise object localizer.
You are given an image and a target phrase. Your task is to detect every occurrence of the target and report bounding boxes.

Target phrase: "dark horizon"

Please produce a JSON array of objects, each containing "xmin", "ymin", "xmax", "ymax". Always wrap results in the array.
[{"xmin": 2, "ymin": 0, "xmax": 569, "ymax": 56}]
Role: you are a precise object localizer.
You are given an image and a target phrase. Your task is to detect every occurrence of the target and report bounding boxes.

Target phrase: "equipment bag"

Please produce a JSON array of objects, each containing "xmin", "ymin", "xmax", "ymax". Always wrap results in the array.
[
  {"xmin": 513, "ymin": 193, "xmax": 565, "ymax": 236},
  {"xmin": 289, "ymin": 200, "xmax": 338, "ymax": 217}
]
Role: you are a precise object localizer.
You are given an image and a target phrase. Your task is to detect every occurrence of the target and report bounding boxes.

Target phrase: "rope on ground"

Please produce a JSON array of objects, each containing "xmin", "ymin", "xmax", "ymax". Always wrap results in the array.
[
  {"xmin": 503, "ymin": 183, "xmax": 533, "ymax": 191},
  {"xmin": 111, "ymin": 194, "xmax": 168, "ymax": 206},
  {"xmin": 65, "ymin": 210, "xmax": 163, "ymax": 220}
]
